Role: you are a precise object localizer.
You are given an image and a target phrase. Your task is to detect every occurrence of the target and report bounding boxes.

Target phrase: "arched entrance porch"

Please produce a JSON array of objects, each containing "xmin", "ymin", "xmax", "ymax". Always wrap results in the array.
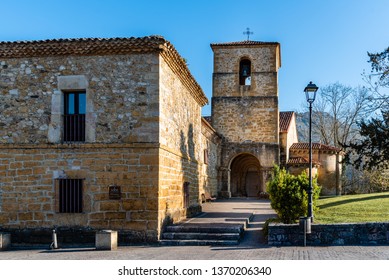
[{"xmin": 229, "ymin": 153, "xmax": 263, "ymax": 197}]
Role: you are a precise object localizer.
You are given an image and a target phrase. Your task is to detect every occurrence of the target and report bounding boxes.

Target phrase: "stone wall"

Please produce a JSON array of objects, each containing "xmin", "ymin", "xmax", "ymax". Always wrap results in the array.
[
  {"xmin": 157, "ymin": 55, "xmax": 205, "ymax": 230},
  {"xmin": 211, "ymin": 44, "xmax": 280, "ymax": 145},
  {"xmin": 317, "ymin": 153, "xmax": 342, "ymax": 195},
  {"xmin": 289, "ymin": 149, "xmax": 342, "ymax": 195},
  {"xmin": 280, "ymin": 114, "xmax": 298, "ymax": 163},
  {"xmin": 0, "ymin": 37, "xmax": 212, "ymax": 245},
  {"xmin": 268, "ymin": 222, "xmax": 389, "ymax": 246},
  {"xmin": 210, "ymin": 42, "xmax": 281, "ymax": 198},
  {"xmin": 211, "ymin": 45, "xmax": 280, "ymax": 97},
  {"xmin": 0, "ymin": 53, "xmax": 160, "ymax": 144},
  {"xmin": 200, "ymin": 119, "xmax": 221, "ymax": 197},
  {"xmin": 0, "ymin": 144, "xmax": 160, "ymax": 243},
  {"xmin": 212, "ymin": 97, "xmax": 279, "ymax": 143}
]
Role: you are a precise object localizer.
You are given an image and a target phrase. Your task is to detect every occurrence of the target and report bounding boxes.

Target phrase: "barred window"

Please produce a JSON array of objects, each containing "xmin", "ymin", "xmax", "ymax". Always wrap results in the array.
[{"xmin": 56, "ymin": 178, "xmax": 83, "ymax": 213}]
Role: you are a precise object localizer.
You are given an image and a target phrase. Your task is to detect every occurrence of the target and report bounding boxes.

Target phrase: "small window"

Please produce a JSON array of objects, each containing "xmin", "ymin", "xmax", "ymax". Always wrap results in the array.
[
  {"xmin": 239, "ymin": 59, "xmax": 251, "ymax": 85},
  {"xmin": 183, "ymin": 182, "xmax": 190, "ymax": 209},
  {"xmin": 204, "ymin": 149, "xmax": 209, "ymax": 165},
  {"xmin": 56, "ymin": 178, "xmax": 83, "ymax": 213},
  {"xmin": 63, "ymin": 92, "xmax": 86, "ymax": 142}
]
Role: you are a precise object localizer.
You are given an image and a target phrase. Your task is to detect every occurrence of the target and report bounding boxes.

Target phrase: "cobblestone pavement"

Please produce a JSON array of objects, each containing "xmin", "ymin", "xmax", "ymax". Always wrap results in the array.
[
  {"xmin": 1, "ymin": 199, "xmax": 389, "ymax": 260},
  {"xmin": 2, "ymin": 242, "xmax": 389, "ymax": 260}
]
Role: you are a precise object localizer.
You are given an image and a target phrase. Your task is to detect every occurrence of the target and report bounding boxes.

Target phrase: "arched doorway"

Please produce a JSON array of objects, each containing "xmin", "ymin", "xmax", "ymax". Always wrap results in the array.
[{"xmin": 229, "ymin": 153, "xmax": 262, "ymax": 197}]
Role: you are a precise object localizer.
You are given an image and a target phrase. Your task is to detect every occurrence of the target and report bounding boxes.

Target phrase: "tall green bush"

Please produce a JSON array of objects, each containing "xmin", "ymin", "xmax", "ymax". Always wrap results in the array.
[{"xmin": 266, "ymin": 165, "xmax": 321, "ymax": 224}]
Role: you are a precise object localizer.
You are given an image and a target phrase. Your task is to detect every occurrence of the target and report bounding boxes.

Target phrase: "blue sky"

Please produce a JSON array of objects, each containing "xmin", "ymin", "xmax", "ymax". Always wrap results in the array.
[{"xmin": 1, "ymin": 0, "xmax": 389, "ymax": 115}]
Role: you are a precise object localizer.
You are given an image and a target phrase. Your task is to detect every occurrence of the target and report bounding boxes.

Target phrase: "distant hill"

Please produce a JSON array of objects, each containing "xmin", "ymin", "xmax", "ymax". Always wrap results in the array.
[
  {"xmin": 295, "ymin": 110, "xmax": 361, "ymax": 148},
  {"xmin": 295, "ymin": 111, "xmax": 323, "ymax": 143}
]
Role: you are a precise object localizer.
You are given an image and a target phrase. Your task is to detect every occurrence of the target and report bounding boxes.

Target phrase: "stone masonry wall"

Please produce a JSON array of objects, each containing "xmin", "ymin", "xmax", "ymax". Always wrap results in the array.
[
  {"xmin": 200, "ymin": 119, "xmax": 221, "ymax": 197},
  {"xmin": 157, "ymin": 55, "xmax": 204, "ymax": 230},
  {"xmin": 289, "ymin": 149, "xmax": 341, "ymax": 195},
  {"xmin": 212, "ymin": 97, "xmax": 279, "ymax": 143},
  {"xmin": 0, "ymin": 53, "xmax": 160, "ymax": 144},
  {"xmin": 212, "ymin": 45, "xmax": 280, "ymax": 97},
  {"xmin": 0, "ymin": 144, "xmax": 160, "ymax": 243},
  {"xmin": 268, "ymin": 222, "xmax": 389, "ymax": 246},
  {"xmin": 0, "ymin": 38, "xmax": 210, "ymax": 244},
  {"xmin": 211, "ymin": 44, "xmax": 280, "ymax": 145}
]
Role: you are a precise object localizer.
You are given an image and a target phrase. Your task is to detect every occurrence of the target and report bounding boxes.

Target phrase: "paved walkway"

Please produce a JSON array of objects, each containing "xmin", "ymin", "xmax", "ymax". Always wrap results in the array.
[{"xmin": 1, "ymin": 198, "xmax": 389, "ymax": 260}]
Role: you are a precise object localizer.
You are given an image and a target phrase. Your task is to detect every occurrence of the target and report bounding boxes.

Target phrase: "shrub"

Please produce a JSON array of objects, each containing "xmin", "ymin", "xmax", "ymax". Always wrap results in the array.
[{"xmin": 266, "ymin": 165, "xmax": 321, "ymax": 224}]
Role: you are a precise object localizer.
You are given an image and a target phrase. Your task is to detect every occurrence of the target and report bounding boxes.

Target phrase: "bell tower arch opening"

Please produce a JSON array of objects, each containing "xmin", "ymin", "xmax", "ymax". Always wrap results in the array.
[
  {"xmin": 229, "ymin": 153, "xmax": 263, "ymax": 197},
  {"xmin": 239, "ymin": 58, "xmax": 251, "ymax": 86}
]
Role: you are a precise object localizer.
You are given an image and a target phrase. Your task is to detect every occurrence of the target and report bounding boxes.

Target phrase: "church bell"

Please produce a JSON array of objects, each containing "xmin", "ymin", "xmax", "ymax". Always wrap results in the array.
[{"xmin": 242, "ymin": 65, "xmax": 250, "ymax": 77}]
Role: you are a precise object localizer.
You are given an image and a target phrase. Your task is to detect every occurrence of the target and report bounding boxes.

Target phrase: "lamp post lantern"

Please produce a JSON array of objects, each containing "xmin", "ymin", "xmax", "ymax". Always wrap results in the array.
[{"xmin": 304, "ymin": 81, "xmax": 318, "ymax": 222}]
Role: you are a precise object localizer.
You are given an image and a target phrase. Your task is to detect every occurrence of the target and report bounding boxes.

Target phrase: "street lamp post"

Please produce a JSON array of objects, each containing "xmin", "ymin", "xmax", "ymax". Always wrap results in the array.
[{"xmin": 304, "ymin": 81, "xmax": 318, "ymax": 222}]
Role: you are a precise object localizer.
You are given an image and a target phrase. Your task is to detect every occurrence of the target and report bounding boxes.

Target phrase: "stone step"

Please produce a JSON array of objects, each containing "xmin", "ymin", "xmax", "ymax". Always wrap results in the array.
[
  {"xmin": 162, "ymin": 232, "xmax": 241, "ymax": 241},
  {"xmin": 159, "ymin": 239, "xmax": 240, "ymax": 246},
  {"xmin": 164, "ymin": 224, "xmax": 244, "ymax": 234},
  {"xmin": 159, "ymin": 213, "xmax": 254, "ymax": 246}
]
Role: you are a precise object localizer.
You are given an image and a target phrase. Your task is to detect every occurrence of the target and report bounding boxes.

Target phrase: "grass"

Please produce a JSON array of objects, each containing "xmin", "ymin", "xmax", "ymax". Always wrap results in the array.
[{"xmin": 315, "ymin": 192, "xmax": 389, "ymax": 224}]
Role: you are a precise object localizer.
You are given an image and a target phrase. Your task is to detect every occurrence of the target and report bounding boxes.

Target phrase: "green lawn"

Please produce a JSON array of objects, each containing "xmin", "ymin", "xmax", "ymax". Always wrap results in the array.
[{"xmin": 315, "ymin": 192, "xmax": 389, "ymax": 224}]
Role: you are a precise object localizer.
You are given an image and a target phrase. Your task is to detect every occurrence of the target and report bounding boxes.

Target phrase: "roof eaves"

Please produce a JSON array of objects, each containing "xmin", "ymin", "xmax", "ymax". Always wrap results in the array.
[{"xmin": 210, "ymin": 41, "xmax": 280, "ymax": 49}]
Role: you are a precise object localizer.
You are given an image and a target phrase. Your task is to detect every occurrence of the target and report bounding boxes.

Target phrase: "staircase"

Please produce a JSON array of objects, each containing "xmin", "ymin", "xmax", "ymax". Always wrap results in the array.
[{"xmin": 160, "ymin": 213, "xmax": 253, "ymax": 246}]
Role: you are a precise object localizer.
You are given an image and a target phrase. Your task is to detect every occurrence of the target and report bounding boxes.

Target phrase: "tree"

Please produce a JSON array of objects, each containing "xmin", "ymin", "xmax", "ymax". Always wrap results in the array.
[
  {"xmin": 346, "ymin": 47, "xmax": 389, "ymax": 171},
  {"xmin": 299, "ymin": 83, "xmax": 373, "ymax": 148},
  {"xmin": 363, "ymin": 47, "xmax": 389, "ymax": 110},
  {"xmin": 346, "ymin": 110, "xmax": 389, "ymax": 170}
]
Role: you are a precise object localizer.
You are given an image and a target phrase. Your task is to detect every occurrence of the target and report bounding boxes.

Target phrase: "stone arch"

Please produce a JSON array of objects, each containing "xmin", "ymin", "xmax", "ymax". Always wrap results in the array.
[{"xmin": 229, "ymin": 153, "xmax": 262, "ymax": 197}]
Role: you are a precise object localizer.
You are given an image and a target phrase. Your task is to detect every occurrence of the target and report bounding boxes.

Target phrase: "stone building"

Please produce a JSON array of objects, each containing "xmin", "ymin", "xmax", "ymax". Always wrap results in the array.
[
  {"xmin": 0, "ymin": 36, "xmax": 341, "ymax": 244},
  {"xmin": 279, "ymin": 111, "xmax": 343, "ymax": 196},
  {"xmin": 210, "ymin": 41, "xmax": 281, "ymax": 198},
  {"xmin": 288, "ymin": 143, "xmax": 342, "ymax": 195},
  {"xmin": 0, "ymin": 36, "xmax": 213, "ymax": 243}
]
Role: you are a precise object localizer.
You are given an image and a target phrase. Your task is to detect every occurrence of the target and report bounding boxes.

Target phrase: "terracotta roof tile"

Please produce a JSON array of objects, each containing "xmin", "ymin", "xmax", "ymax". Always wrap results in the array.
[
  {"xmin": 0, "ymin": 36, "xmax": 166, "ymax": 58},
  {"xmin": 279, "ymin": 111, "xmax": 294, "ymax": 132},
  {"xmin": 290, "ymin": 142, "xmax": 341, "ymax": 152},
  {"xmin": 211, "ymin": 40, "xmax": 280, "ymax": 48}
]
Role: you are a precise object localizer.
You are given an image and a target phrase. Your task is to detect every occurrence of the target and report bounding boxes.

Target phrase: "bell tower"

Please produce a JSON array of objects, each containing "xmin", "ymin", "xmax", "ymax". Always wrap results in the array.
[{"xmin": 210, "ymin": 40, "xmax": 281, "ymax": 197}]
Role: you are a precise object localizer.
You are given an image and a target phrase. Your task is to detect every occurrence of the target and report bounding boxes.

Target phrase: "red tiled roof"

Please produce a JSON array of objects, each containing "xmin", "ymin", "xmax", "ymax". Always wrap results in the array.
[
  {"xmin": 0, "ymin": 36, "xmax": 167, "ymax": 58},
  {"xmin": 290, "ymin": 143, "xmax": 341, "ymax": 152},
  {"xmin": 211, "ymin": 41, "xmax": 279, "ymax": 48},
  {"xmin": 279, "ymin": 111, "xmax": 294, "ymax": 132}
]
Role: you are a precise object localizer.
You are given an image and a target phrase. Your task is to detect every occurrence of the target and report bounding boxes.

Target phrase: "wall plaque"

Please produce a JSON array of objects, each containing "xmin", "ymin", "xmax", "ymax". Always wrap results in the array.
[{"xmin": 109, "ymin": 185, "xmax": 121, "ymax": 200}]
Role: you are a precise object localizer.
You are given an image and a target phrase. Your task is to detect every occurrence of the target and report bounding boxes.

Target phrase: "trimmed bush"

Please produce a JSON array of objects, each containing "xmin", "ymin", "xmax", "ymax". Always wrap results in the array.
[{"xmin": 266, "ymin": 165, "xmax": 321, "ymax": 224}]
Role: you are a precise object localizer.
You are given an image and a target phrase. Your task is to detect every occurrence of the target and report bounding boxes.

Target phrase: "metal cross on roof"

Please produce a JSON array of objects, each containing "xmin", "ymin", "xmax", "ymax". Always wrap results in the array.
[{"xmin": 243, "ymin": 28, "xmax": 253, "ymax": 40}]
